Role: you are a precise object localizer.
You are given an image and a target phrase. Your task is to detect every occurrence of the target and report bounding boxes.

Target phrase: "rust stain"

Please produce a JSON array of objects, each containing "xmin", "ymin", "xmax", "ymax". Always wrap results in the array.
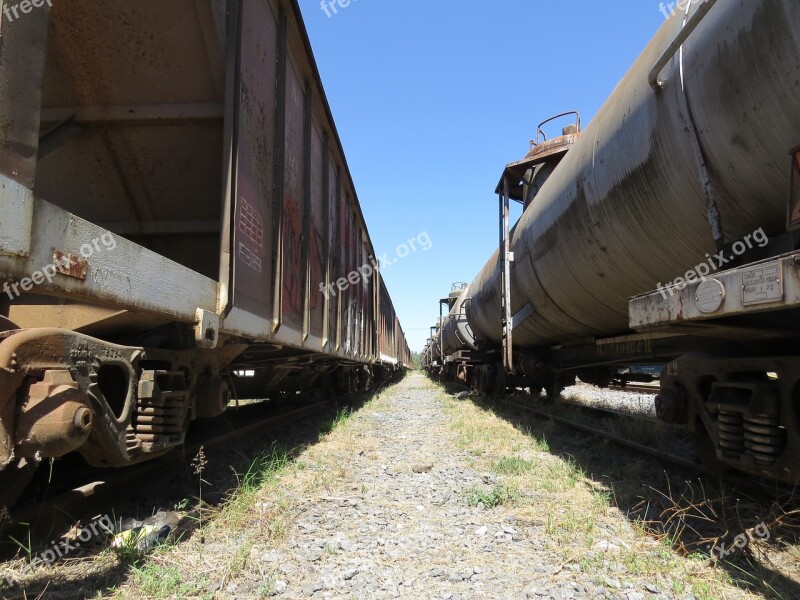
[
  {"xmin": 526, "ymin": 132, "xmax": 581, "ymax": 163},
  {"xmin": 53, "ymin": 250, "xmax": 89, "ymax": 281}
]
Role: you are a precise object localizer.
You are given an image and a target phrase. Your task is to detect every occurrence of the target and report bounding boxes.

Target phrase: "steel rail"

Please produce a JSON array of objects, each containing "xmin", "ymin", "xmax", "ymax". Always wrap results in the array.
[
  {"xmin": 608, "ymin": 384, "xmax": 660, "ymax": 395},
  {"xmin": 557, "ymin": 399, "xmax": 658, "ymax": 423},
  {"xmin": 7, "ymin": 401, "xmax": 328, "ymax": 532},
  {"xmin": 501, "ymin": 398, "xmax": 711, "ymax": 474}
]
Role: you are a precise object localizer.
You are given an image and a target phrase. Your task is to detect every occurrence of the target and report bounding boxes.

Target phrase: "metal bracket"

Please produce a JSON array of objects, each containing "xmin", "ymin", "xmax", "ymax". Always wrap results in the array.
[
  {"xmin": 512, "ymin": 303, "xmax": 535, "ymax": 331},
  {"xmin": 195, "ymin": 308, "xmax": 221, "ymax": 349}
]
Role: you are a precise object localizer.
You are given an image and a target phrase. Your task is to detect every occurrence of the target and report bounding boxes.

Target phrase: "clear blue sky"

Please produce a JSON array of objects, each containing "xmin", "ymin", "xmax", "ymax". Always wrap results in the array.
[{"xmin": 300, "ymin": 0, "xmax": 668, "ymax": 351}]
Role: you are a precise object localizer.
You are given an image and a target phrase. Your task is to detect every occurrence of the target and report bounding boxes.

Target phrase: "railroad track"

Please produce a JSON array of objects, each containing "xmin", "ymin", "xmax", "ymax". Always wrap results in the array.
[
  {"xmin": 500, "ymin": 395, "xmax": 800, "ymax": 498},
  {"xmin": 500, "ymin": 397, "xmax": 710, "ymax": 474},
  {"xmin": 3, "ymin": 400, "xmax": 330, "ymax": 547},
  {"xmin": 558, "ymin": 399, "xmax": 657, "ymax": 423},
  {"xmin": 608, "ymin": 383, "xmax": 660, "ymax": 394}
]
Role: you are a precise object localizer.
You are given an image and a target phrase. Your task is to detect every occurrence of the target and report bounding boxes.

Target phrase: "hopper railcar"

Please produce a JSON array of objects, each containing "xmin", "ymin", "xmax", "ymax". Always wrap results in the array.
[{"xmin": 0, "ymin": 0, "xmax": 410, "ymax": 507}]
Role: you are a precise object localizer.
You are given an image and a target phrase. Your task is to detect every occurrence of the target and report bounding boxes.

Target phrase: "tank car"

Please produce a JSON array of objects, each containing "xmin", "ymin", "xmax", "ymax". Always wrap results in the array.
[{"xmin": 447, "ymin": 0, "xmax": 800, "ymax": 484}]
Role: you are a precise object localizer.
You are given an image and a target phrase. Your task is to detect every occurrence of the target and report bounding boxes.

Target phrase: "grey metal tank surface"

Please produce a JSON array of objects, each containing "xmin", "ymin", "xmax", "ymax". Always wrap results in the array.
[
  {"xmin": 441, "ymin": 284, "xmax": 477, "ymax": 356},
  {"xmin": 467, "ymin": 0, "xmax": 800, "ymax": 346}
]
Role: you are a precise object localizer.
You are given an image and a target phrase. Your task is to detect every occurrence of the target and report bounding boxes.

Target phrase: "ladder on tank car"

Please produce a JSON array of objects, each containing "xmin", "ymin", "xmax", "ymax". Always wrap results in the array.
[
  {"xmin": 498, "ymin": 177, "xmax": 516, "ymax": 376},
  {"xmin": 495, "ymin": 112, "xmax": 582, "ymax": 376}
]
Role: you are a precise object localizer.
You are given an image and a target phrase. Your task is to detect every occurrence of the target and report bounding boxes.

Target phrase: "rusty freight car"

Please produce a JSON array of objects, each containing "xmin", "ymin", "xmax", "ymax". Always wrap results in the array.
[{"xmin": 0, "ymin": 0, "xmax": 411, "ymax": 507}]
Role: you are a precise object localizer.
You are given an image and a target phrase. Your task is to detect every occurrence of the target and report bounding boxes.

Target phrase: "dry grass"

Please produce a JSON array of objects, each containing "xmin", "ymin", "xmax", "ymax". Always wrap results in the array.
[
  {"xmin": 0, "ymin": 387, "xmax": 386, "ymax": 599},
  {"xmin": 439, "ymin": 388, "xmax": 767, "ymax": 600},
  {"xmin": 112, "ymin": 393, "xmax": 384, "ymax": 599},
  {"xmin": 630, "ymin": 478, "xmax": 800, "ymax": 598},
  {"xmin": 487, "ymin": 386, "xmax": 799, "ymax": 597}
]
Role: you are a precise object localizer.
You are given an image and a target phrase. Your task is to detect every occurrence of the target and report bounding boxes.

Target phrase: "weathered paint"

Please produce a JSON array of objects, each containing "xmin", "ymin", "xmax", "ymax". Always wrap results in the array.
[
  {"xmin": 630, "ymin": 252, "xmax": 800, "ymax": 330},
  {"xmin": 0, "ymin": 0, "xmax": 411, "ymax": 367},
  {"xmin": 468, "ymin": 0, "xmax": 800, "ymax": 348}
]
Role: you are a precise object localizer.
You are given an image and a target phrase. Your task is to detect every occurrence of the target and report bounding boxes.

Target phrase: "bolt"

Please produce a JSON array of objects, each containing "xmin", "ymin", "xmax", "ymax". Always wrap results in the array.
[{"xmin": 73, "ymin": 407, "xmax": 92, "ymax": 432}]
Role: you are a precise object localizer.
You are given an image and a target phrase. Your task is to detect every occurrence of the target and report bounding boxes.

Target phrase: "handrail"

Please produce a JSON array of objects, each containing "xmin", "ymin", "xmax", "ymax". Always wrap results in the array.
[
  {"xmin": 534, "ymin": 111, "xmax": 581, "ymax": 145},
  {"xmin": 648, "ymin": 0, "xmax": 719, "ymax": 89}
]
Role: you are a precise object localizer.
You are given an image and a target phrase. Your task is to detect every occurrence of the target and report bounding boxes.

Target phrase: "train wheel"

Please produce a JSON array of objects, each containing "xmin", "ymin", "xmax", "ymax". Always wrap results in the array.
[
  {"xmin": 475, "ymin": 366, "xmax": 490, "ymax": 397},
  {"xmin": 544, "ymin": 379, "xmax": 563, "ymax": 401},
  {"xmin": 692, "ymin": 424, "xmax": 731, "ymax": 475},
  {"xmin": 487, "ymin": 364, "xmax": 506, "ymax": 400}
]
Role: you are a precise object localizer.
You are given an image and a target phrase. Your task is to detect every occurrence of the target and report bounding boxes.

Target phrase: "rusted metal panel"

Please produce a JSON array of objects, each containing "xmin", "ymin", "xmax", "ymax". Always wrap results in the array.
[
  {"xmin": 331, "ymin": 162, "xmax": 341, "ymax": 353},
  {"xmin": 231, "ymin": 0, "xmax": 277, "ymax": 321},
  {"xmin": 0, "ymin": 5, "xmax": 50, "ymax": 258},
  {"xmin": 348, "ymin": 204, "xmax": 357, "ymax": 357},
  {"xmin": 53, "ymin": 251, "xmax": 89, "ymax": 281},
  {"xmin": 281, "ymin": 55, "xmax": 305, "ymax": 334},
  {"xmin": 0, "ymin": 0, "xmax": 411, "ymax": 368},
  {"xmin": 377, "ymin": 281, "xmax": 403, "ymax": 364},
  {"xmin": 362, "ymin": 236, "xmax": 370, "ymax": 358},
  {"xmin": 320, "ymin": 135, "xmax": 332, "ymax": 347},
  {"xmin": 0, "ymin": 1, "xmax": 48, "ymax": 188},
  {"xmin": 270, "ymin": 8, "xmax": 287, "ymax": 334},
  {"xmin": 42, "ymin": 0, "xmax": 224, "ymax": 108},
  {"xmin": 35, "ymin": 0, "xmax": 227, "ymax": 282},
  {"xmin": 301, "ymin": 81, "xmax": 313, "ymax": 341},
  {"xmin": 328, "ymin": 164, "xmax": 340, "ymax": 350},
  {"xmin": 337, "ymin": 183, "xmax": 347, "ymax": 352},
  {"xmin": 343, "ymin": 198, "xmax": 351, "ymax": 356},
  {"xmin": 309, "ymin": 118, "xmax": 325, "ymax": 341},
  {"xmin": 0, "ymin": 175, "xmax": 35, "ymax": 258},
  {"xmin": 222, "ymin": 0, "xmax": 410, "ymax": 362},
  {"xmin": 357, "ymin": 231, "xmax": 365, "ymax": 358},
  {"xmin": 788, "ymin": 148, "xmax": 800, "ymax": 231},
  {"xmin": 342, "ymin": 200, "xmax": 352, "ymax": 355}
]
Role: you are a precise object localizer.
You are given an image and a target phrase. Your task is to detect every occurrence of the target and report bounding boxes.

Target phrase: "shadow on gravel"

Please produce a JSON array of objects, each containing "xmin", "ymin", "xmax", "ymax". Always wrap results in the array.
[
  {"xmin": 437, "ymin": 380, "xmax": 800, "ymax": 600},
  {"xmin": 0, "ymin": 376, "xmax": 403, "ymax": 600}
]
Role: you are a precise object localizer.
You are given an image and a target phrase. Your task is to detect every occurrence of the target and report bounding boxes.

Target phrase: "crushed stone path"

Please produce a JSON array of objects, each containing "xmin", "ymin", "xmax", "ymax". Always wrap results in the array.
[{"xmin": 226, "ymin": 373, "xmax": 707, "ymax": 600}]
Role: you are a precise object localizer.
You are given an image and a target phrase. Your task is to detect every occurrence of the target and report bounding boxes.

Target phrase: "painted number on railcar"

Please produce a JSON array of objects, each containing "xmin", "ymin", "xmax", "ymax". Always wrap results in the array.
[
  {"xmin": 237, "ymin": 196, "xmax": 265, "ymax": 274},
  {"xmin": 238, "ymin": 196, "xmax": 264, "ymax": 250},
  {"xmin": 742, "ymin": 262, "xmax": 783, "ymax": 306}
]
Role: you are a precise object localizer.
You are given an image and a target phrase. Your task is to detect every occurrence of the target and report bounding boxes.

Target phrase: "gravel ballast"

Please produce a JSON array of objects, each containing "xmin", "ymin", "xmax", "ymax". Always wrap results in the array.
[{"xmin": 193, "ymin": 374, "xmax": 758, "ymax": 600}]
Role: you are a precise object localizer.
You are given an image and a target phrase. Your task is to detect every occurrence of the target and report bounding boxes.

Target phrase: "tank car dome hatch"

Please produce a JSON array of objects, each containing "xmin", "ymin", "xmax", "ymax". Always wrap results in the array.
[
  {"xmin": 442, "ymin": 282, "xmax": 468, "ymax": 310},
  {"xmin": 449, "ymin": 282, "xmax": 468, "ymax": 297},
  {"xmin": 496, "ymin": 112, "xmax": 582, "ymax": 211}
]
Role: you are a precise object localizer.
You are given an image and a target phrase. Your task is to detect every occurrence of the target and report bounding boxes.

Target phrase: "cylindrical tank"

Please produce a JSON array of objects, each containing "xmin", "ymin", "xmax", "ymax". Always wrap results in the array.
[
  {"xmin": 441, "ymin": 285, "xmax": 477, "ymax": 355},
  {"xmin": 468, "ymin": 0, "xmax": 800, "ymax": 346},
  {"xmin": 428, "ymin": 322, "xmax": 443, "ymax": 364}
]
